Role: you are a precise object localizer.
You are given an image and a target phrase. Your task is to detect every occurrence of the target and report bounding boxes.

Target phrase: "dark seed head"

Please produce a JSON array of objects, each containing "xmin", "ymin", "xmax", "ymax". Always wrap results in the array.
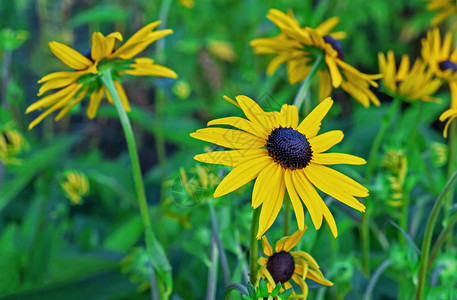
[
  {"xmin": 265, "ymin": 127, "xmax": 312, "ymax": 170},
  {"xmin": 395, "ymin": 80, "xmax": 402, "ymax": 87},
  {"xmin": 267, "ymin": 251, "xmax": 295, "ymax": 284},
  {"xmin": 439, "ymin": 59, "xmax": 457, "ymax": 72},
  {"xmin": 323, "ymin": 35, "xmax": 344, "ymax": 60}
]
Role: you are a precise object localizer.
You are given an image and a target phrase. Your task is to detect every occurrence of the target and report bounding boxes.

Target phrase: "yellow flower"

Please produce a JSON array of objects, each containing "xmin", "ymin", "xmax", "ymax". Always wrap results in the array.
[
  {"xmin": 257, "ymin": 229, "xmax": 333, "ymax": 299},
  {"xmin": 207, "ymin": 40, "xmax": 237, "ymax": 62},
  {"xmin": 426, "ymin": 0, "xmax": 457, "ymax": 25},
  {"xmin": 250, "ymin": 9, "xmax": 381, "ymax": 107},
  {"xmin": 421, "ymin": 28, "xmax": 457, "ymax": 137},
  {"xmin": 381, "ymin": 149, "xmax": 407, "ymax": 207},
  {"xmin": 0, "ymin": 126, "xmax": 26, "ymax": 165},
  {"xmin": 378, "ymin": 51, "xmax": 442, "ymax": 102},
  {"xmin": 190, "ymin": 95, "xmax": 368, "ymax": 238},
  {"xmin": 26, "ymin": 21, "xmax": 178, "ymax": 129},
  {"xmin": 179, "ymin": 0, "xmax": 194, "ymax": 8},
  {"xmin": 61, "ymin": 170, "xmax": 89, "ymax": 204}
]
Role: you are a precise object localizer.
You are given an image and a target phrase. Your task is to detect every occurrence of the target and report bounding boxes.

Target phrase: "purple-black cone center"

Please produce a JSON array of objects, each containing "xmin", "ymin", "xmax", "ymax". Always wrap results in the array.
[
  {"xmin": 323, "ymin": 35, "xmax": 344, "ymax": 60},
  {"xmin": 267, "ymin": 251, "xmax": 295, "ymax": 284},
  {"xmin": 439, "ymin": 59, "xmax": 457, "ymax": 72},
  {"xmin": 266, "ymin": 127, "xmax": 312, "ymax": 170}
]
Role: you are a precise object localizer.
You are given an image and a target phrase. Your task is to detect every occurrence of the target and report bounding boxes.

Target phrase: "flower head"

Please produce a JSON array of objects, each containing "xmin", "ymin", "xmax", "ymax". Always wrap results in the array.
[
  {"xmin": 27, "ymin": 21, "xmax": 178, "ymax": 129},
  {"xmin": 257, "ymin": 229, "xmax": 333, "ymax": 298},
  {"xmin": 0, "ymin": 125, "xmax": 26, "ymax": 165},
  {"xmin": 426, "ymin": 0, "xmax": 457, "ymax": 25},
  {"xmin": 422, "ymin": 28, "xmax": 457, "ymax": 137},
  {"xmin": 250, "ymin": 9, "xmax": 381, "ymax": 107},
  {"xmin": 378, "ymin": 51, "xmax": 442, "ymax": 102},
  {"xmin": 190, "ymin": 95, "xmax": 368, "ymax": 238},
  {"xmin": 61, "ymin": 170, "xmax": 89, "ymax": 204}
]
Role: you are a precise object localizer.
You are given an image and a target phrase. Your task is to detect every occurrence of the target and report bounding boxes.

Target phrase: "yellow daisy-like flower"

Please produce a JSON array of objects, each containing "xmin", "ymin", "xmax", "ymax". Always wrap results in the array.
[
  {"xmin": 250, "ymin": 9, "xmax": 381, "ymax": 107},
  {"xmin": 0, "ymin": 126, "xmax": 26, "ymax": 165},
  {"xmin": 378, "ymin": 50, "xmax": 442, "ymax": 102},
  {"xmin": 26, "ymin": 21, "xmax": 178, "ymax": 129},
  {"xmin": 426, "ymin": 0, "xmax": 457, "ymax": 25},
  {"xmin": 61, "ymin": 170, "xmax": 90, "ymax": 205},
  {"xmin": 257, "ymin": 229, "xmax": 333, "ymax": 299},
  {"xmin": 421, "ymin": 28, "xmax": 457, "ymax": 137},
  {"xmin": 190, "ymin": 95, "xmax": 368, "ymax": 238}
]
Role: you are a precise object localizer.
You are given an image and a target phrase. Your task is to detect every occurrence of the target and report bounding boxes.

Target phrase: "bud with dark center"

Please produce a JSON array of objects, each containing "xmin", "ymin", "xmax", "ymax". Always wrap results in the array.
[
  {"xmin": 266, "ymin": 127, "xmax": 313, "ymax": 170},
  {"xmin": 266, "ymin": 251, "xmax": 295, "ymax": 284},
  {"xmin": 439, "ymin": 59, "xmax": 457, "ymax": 72},
  {"xmin": 323, "ymin": 35, "xmax": 344, "ymax": 60}
]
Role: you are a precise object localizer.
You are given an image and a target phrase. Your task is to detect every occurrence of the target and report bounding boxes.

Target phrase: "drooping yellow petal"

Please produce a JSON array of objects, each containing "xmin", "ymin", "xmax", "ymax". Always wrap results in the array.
[
  {"xmin": 49, "ymin": 41, "xmax": 93, "ymax": 70},
  {"xmin": 282, "ymin": 229, "xmax": 306, "ymax": 252},
  {"xmin": 252, "ymin": 162, "xmax": 281, "ymax": 209},
  {"xmin": 318, "ymin": 70, "xmax": 333, "ymax": 101},
  {"xmin": 308, "ymin": 130, "xmax": 344, "ymax": 153},
  {"xmin": 194, "ymin": 149, "xmax": 267, "ymax": 167},
  {"xmin": 291, "ymin": 170, "xmax": 323, "ymax": 230},
  {"xmin": 190, "ymin": 128, "xmax": 265, "ymax": 149},
  {"xmin": 26, "ymin": 83, "xmax": 80, "ymax": 113},
  {"xmin": 87, "ymin": 86, "xmax": 105, "ymax": 119},
  {"xmin": 257, "ymin": 165, "xmax": 285, "ymax": 238},
  {"xmin": 285, "ymin": 169, "xmax": 306, "ymax": 231},
  {"xmin": 213, "ymin": 156, "xmax": 272, "ymax": 197},
  {"xmin": 55, "ymin": 87, "xmax": 89, "ymax": 121},
  {"xmin": 297, "ymin": 98, "xmax": 333, "ymax": 138},
  {"xmin": 325, "ymin": 55, "xmax": 342, "ymax": 87}
]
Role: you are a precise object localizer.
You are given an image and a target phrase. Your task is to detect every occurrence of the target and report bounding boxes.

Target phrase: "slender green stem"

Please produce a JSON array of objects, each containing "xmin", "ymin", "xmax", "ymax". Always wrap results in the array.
[
  {"xmin": 399, "ymin": 193, "xmax": 411, "ymax": 246},
  {"xmin": 361, "ymin": 96, "xmax": 402, "ymax": 275},
  {"xmin": 444, "ymin": 121, "xmax": 456, "ymax": 248},
  {"xmin": 223, "ymin": 284, "xmax": 249, "ymax": 300},
  {"xmin": 250, "ymin": 207, "xmax": 261, "ymax": 284},
  {"xmin": 363, "ymin": 259, "xmax": 392, "ymax": 300},
  {"xmin": 292, "ymin": 53, "xmax": 323, "ymax": 113},
  {"xmin": 415, "ymin": 169, "xmax": 457, "ymax": 300},
  {"xmin": 428, "ymin": 209, "xmax": 457, "ymax": 270},
  {"xmin": 206, "ymin": 235, "xmax": 218, "ymax": 300},
  {"xmin": 209, "ymin": 201, "xmax": 231, "ymax": 286},
  {"xmin": 100, "ymin": 70, "xmax": 161, "ymax": 300},
  {"xmin": 407, "ymin": 102, "xmax": 425, "ymax": 149},
  {"xmin": 366, "ymin": 97, "xmax": 402, "ymax": 181}
]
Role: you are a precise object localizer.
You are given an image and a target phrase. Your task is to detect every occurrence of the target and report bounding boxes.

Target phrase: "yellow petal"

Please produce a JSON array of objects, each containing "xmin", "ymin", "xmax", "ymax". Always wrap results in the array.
[
  {"xmin": 252, "ymin": 162, "xmax": 281, "ymax": 209},
  {"xmin": 285, "ymin": 169, "xmax": 306, "ymax": 231},
  {"xmin": 194, "ymin": 149, "xmax": 267, "ymax": 167},
  {"xmin": 207, "ymin": 117, "xmax": 265, "ymax": 138},
  {"xmin": 304, "ymin": 163, "xmax": 367, "ymax": 211},
  {"xmin": 190, "ymin": 128, "xmax": 265, "ymax": 149},
  {"xmin": 262, "ymin": 236, "xmax": 273, "ymax": 257},
  {"xmin": 213, "ymin": 156, "xmax": 272, "ymax": 197},
  {"xmin": 325, "ymin": 55, "xmax": 342, "ymax": 87},
  {"xmin": 87, "ymin": 86, "xmax": 105, "ymax": 119},
  {"xmin": 55, "ymin": 87, "xmax": 89, "ymax": 121},
  {"xmin": 49, "ymin": 41, "xmax": 93, "ymax": 70},
  {"xmin": 318, "ymin": 70, "xmax": 333, "ymax": 101},
  {"xmin": 297, "ymin": 98, "xmax": 333, "ymax": 138},
  {"xmin": 235, "ymin": 95, "xmax": 270, "ymax": 136},
  {"xmin": 279, "ymin": 104, "xmax": 299, "ymax": 129},
  {"xmin": 312, "ymin": 153, "xmax": 366, "ymax": 165},
  {"xmin": 283, "ymin": 229, "xmax": 306, "ymax": 252},
  {"xmin": 308, "ymin": 130, "xmax": 343, "ymax": 153},
  {"xmin": 315, "ymin": 17, "xmax": 340, "ymax": 35},
  {"xmin": 291, "ymin": 170, "xmax": 323, "ymax": 230},
  {"xmin": 26, "ymin": 83, "xmax": 79, "ymax": 112},
  {"xmin": 256, "ymin": 165, "xmax": 285, "ymax": 238}
]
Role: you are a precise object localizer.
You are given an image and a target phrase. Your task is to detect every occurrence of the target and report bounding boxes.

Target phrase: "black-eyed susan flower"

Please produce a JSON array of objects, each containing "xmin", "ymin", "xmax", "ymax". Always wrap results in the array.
[
  {"xmin": 426, "ymin": 0, "xmax": 457, "ymax": 25},
  {"xmin": 61, "ymin": 170, "xmax": 89, "ymax": 204},
  {"xmin": 0, "ymin": 125, "xmax": 26, "ymax": 165},
  {"xmin": 257, "ymin": 229, "xmax": 333, "ymax": 298},
  {"xmin": 378, "ymin": 51, "xmax": 442, "ymax": 102},
  {"xmin": 190, "ymin": 95, "xmax": 368, "ymax": 238},
  {"xmin": 421, "ymin": 28, "xmax": 457, "ymax": 137},
  {"xmin": 26, "ymin": 21, "xmax": 178, "ymax": 129},
  {"xmin": 250, "ymin": 9, "xmax": 381, "ymax": 107}
]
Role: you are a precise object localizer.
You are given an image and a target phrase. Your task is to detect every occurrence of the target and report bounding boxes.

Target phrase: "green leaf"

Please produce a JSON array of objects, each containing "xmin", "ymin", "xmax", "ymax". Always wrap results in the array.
[
  {"xmin": 69, "ymin": 6, "xmax": 128, "ymax": 27},
  {"xmin": 103, "ymin": 216, "xmax": 143, "ymax": 252},
  {"xmin": 145, "ymin": 230, "xmax": 173, "ymax": 298},
  {"xmin": 279, "ymin": 288, "xmax": 293, "ymax": 299}
]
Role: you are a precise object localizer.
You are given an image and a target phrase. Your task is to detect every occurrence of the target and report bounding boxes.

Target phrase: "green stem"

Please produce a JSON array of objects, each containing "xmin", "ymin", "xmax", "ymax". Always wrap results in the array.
[
  {"xmin": 428, "ymin": 209, "xmax": 457, "ymax": 270},
  {"xmin": 250, "ymin": 207, "xmax": 261, "ymax": 284},
  {"xmin": 292, "ymin": 53, "xmax": 323, "ymax": 113},
  {"xmin": 366, "ymin": 97, "xmax": 402, "ymax": 181},
  {"xmin": 444, "ymin": 121, "xmax": 456, "ymax": 248},
  {"xmin": 361, "ymin": 96, "xmax": 402, "ymax": 275},
  {"xmin": 407, "ymin": 102, "xmax": 425, "ymax": 149},
  {"xmin": 206, "ymin": 235, "xmax": 218, "ymax": 300},
  {"xmin": 399, "ymin": 193, "xmax": 411, "ymax": 246},
  {"xmin": 100, "ymin": 70, "xmax": 161, "ymax": 300},
  {"xmin": 209, "ymin": 201, "xmax": 231, "ymax": 286},
  {"xmin": 223, "ymin": 284, "xmax": 249, "ymax": 300},
  {"xmin": 415, "ymin": 169, "xmax": 457, "ymax": 300}
]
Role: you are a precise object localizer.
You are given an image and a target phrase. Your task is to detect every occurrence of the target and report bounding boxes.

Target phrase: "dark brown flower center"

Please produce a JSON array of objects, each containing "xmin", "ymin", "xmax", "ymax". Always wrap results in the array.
[
  {"xmin": 266, "ymin": 251, "xmax": 295, "ymax": 284},
  {"xmin": 265, "ymin": 127, "xmax": 312, "ymax": 170},
  {"xmin": 439, "ymin": 59, "xmax": 457, "ymax": 72},
  {"xmin": 323, "ymin": 35, "xmax": 344, "ymax": 60}
]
